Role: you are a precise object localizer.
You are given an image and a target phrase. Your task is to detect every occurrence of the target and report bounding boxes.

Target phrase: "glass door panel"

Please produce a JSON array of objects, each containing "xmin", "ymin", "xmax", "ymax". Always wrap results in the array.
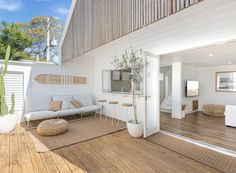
[{"xmin": 143, "ymin": 52, "xmax": 160, "ymax": 138}]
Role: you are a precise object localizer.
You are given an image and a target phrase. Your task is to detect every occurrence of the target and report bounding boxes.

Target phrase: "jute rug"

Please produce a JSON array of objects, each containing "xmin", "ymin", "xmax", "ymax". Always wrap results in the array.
[{"xmin": 29, "ymin": 117, "xmax": 126, "ymax": 153}]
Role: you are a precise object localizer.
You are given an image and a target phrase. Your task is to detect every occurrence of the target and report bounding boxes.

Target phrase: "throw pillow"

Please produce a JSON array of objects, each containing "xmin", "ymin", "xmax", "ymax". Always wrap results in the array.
[
  {"xmin": 71, "ymin": 100, "xmax": 83, "ymax": 108},
  {"xmin": 49, "ymin": 100, "xmax": 62, "ymax": 111}
]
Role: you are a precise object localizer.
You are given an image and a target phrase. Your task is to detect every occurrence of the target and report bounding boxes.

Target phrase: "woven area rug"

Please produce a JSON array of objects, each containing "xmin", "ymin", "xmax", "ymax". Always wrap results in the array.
[{"xmin": 29, "ymin": 117, "xmax": 126, "ymax": 153}]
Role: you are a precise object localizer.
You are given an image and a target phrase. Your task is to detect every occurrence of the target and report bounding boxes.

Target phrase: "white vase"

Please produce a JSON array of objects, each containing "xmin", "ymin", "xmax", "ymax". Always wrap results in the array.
[
  {"xmin": 127, "ymin": 120, "xmax": 143, "ymax": 138},
  {"xmin": 0, "ymin": 114, "xmax": 19, "ymax": 133}
]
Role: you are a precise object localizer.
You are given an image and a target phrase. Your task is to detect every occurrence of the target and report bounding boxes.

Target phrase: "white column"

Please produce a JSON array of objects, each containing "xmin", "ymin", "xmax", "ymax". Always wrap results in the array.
[{"xmin": 172, "ymin": 62, "xmax": 182, "ymax": 119}]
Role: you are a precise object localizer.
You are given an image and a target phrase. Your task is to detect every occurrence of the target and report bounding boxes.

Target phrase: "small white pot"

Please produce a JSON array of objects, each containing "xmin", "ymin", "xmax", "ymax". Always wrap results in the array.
[
  {"xmin": 0, "ymin": 114, "xmax": 18, "ymax": 133},
  {"xmin": 127, "ymin": 120, "xmax": 143, "ymax": 138}
]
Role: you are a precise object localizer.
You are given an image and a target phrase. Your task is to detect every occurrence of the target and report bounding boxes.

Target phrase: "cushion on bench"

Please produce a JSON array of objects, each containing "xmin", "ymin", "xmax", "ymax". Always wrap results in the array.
[
  {"xmin": 57, "ymin": 108, "xmax": 82, "ymax": 117},
  {"xmin": 25, "ymin": 111, "xmax": 58, "ymax": 121}
]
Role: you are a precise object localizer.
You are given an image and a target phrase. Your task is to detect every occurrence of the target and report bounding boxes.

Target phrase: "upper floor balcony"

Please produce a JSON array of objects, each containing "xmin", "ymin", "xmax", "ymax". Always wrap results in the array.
[{"xmin": 61, "ymin": 0, "xmax": 204, "ymax": 62}]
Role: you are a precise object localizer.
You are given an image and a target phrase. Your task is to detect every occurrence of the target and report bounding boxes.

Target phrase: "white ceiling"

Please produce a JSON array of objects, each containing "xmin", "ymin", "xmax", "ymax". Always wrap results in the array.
[{"xmin": 161, "ymin": 41, "xmax": 236, "ymax": 67}]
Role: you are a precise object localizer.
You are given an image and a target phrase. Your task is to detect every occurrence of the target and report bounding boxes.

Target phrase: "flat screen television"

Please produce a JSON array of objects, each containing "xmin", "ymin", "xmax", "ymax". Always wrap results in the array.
[{"xmin": 186, "ymin": 80, "xmax": 199, "ymax": 97}]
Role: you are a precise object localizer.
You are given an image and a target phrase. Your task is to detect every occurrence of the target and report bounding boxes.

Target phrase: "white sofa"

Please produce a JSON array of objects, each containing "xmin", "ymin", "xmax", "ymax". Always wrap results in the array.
[
  {"xmin": 225, "ymin": 105, "xmax": 236, "ymax": 127},
  {"xmin": 24, "ymin": 94, "xmax": 101, "ymax": 127}
]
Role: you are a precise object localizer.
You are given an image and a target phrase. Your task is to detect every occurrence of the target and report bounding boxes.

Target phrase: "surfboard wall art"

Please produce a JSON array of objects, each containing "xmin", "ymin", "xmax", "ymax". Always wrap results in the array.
[{"xmin": 34, "ymin": 74, "xmax": 87, "ymax": 85}]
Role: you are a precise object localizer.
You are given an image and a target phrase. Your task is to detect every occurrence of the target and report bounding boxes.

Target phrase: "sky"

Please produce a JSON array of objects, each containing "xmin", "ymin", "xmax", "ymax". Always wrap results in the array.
[{"xmin": 0, "ymin": 0, "xmax": 72, "ymax": 23}]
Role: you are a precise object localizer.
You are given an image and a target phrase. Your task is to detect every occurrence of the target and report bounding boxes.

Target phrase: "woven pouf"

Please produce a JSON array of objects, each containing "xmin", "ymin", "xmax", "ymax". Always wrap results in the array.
[
  {"xmin": 37, "ymin": 119, "xmax": 68, "ymax": 136},
  {"xmin": 202, "ymin": 104, "xmax": 225, "ymax": 116}
]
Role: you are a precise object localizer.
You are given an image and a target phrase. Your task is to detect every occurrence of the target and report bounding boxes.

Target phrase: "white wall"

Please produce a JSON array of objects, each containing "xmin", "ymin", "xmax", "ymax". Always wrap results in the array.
[
  {"xmin": 1, "ymin": 59, "xmax": 94, "ymax": 121},
  {"xmin": 172, "ymin": 63, "xmax": 182, "ymax": 119},
  {"xmin": 199, "ymin": 65, "xmax": 236, "ymax": 110},
  {"xmin": 160, "ymin": 66, "xmax": 172, "ymax": 103},
  {"xmin": 28, "ymin": 62, "xmax": 94, "ymax": 98},
  {"xmin": 182, "ymin": 64, "xmax": 199, "ymax": 113}
]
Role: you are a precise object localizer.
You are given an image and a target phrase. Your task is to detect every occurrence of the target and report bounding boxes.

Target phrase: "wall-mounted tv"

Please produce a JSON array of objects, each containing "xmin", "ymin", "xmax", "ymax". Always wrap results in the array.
[{"xmin": 186, "ymin": 80, "xmax": 199, "ymax": 97}]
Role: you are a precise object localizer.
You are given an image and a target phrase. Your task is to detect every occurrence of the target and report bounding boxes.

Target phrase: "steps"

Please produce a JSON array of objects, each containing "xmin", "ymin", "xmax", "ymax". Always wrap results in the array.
[{"xmin": 161, "ymin": 95, "xmax": 172, "ymax": 113}]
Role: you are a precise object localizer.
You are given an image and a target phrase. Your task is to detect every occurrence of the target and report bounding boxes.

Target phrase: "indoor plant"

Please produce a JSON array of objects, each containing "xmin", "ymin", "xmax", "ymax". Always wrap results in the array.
[
  {"xmin": 0, "ymin": 46, "xmax": 18, "ymax": 133},
  {"xmin": 112, "ymin": 48, "xmax": 144, "ymax": 137}
]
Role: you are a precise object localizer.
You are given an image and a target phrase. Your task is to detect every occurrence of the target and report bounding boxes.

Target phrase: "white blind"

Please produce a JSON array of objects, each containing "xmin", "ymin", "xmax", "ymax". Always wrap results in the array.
[{"xmin": 4, "ymin": 73, "xmax": 23, "ymax": 112}]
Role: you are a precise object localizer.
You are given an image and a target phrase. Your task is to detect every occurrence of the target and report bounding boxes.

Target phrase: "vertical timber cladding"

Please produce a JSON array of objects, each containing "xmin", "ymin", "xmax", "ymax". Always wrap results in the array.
[{"xmin": 61, "ymin": 0, "xmax": 204, "ymax": 60}]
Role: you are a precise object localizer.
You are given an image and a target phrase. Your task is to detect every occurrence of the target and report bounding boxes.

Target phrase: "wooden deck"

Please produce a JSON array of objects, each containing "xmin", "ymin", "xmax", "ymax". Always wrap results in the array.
[
  {"xmin": 147, "ymin": 132, "xmax": 236, "ymax": 173},
  {"xmin": 0, "ymin": 124, "xmax": 222, "ymax": 173},
  {"xmin": 161, "ymin": 111, "xmax": 236, "ymax": 152}
]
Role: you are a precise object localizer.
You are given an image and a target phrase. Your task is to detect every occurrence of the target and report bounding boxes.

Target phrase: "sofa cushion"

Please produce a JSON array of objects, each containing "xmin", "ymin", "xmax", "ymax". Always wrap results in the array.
[
  {"xmin": 79, "ymin": 105, "xmax": 101, "ymax": 113},
  {"xmin": 73, "ymin": 94, "xmax": 93, "ymax": 106},
  {"xmin": 24, "ymin": 111, "xmax": 58, "ymax": 121},
  {"xmin": 25, "ymin": 97, "xmax": 51, "ymax": 113},
  {"xmin": 57, "ymin": 109, "xmax": 82, "ymax": 117},
  {"xmin": 49, "ymin": 100, "xmax": 62, "ymax": 111},
  {"xmin": 52, "ymin": 96, "xmax": 75, "ymax": 110},
  {"xmin": 71, "ymin": 100, "xmax": 83, "ymax": 108}
]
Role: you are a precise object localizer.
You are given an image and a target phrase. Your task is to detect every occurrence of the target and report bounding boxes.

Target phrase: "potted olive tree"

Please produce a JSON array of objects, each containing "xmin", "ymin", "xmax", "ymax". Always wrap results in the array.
[
  {"xmin": 0, "ymin": 46, "xmax": 18, "ymax": 133},
  {"xmin": 112, "ymin": 48, "xmax": 144, "ymax": 137}
]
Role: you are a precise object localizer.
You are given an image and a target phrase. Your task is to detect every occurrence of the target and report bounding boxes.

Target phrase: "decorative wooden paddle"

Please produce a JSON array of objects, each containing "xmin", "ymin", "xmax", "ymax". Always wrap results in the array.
[{"xmin": 34, "ymin": 74, "xmax": 87, "ymax": 85}]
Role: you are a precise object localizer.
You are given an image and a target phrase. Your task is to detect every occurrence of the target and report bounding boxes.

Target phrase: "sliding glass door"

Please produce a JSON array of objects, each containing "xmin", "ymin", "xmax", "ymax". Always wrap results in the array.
[{"xmin": 143, "ymin": 52, "xmax": 160, "ymax": 138}]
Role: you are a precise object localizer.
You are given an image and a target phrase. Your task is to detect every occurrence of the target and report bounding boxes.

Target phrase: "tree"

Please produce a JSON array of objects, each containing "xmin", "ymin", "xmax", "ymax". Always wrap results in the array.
[
  {"xmin": 112, "ymin": 48, "xmax": 143, "ymax": 124},
  {"xmin": 23, "ymin": 16, "xmax": 63, "ymax": 61},
  {"xmin": 0, "ymin": 22, "xmax": 33, "ymax": 60}
]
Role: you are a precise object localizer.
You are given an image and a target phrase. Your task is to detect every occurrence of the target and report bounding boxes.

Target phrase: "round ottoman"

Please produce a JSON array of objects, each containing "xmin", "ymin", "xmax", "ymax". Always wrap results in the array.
[
  {"xmin": 202, "ymin": 104, "xmax": 225, "ymax": 116},
  {"xmin": 37, "ymin": 119, "xmax": 68, "ymax": 136}
]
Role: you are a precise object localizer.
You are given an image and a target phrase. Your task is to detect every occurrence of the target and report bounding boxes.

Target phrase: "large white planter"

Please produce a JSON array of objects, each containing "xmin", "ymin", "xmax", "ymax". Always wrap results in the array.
[
  {"xmin": 127, "ymin": 120, "xmax": 143, "ymax": 138},
  {"xmin": 0, "ymin": 114, "xmax": 18, "ymax": 133}
]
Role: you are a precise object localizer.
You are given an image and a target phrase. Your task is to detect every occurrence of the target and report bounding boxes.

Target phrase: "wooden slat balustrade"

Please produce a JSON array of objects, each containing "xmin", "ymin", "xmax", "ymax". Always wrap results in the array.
[{"xmin": 61, "ymin": 0, "xmax": 204, "ymax": 61}]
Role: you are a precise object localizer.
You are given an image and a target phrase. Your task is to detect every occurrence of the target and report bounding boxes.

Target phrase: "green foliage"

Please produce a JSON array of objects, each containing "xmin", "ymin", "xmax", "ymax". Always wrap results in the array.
[
  {"xmin": 0, "ymin": 46, "xmax": 15, "ymax": 116},
  {"xmin": 9, "ymin": 93, "xmax": 15, "ymax": 114},
  {"xmin": 112, "ymin": 48, "xmax": 143, "ymax": 84},
  {"xmin": 112, "ymin": 48, "xmax": 144, "ymax": 124},
  {"xmin": 23, "ymin": 16, "xmax": 63, "ymax": 60},
  {"xmin": 0, "ymin": 22, "xmax": 33, "ymax": 60},
  {"xmin": 12, "ymin": 51, "xmax": 34, "ymax": 61},
  {"xmin": 0, "ymin": 16, "xmax": 63, "ymax": 61},
  {"xmin": 0, "ymin": 75, "xmax": 8, "ymax": 116}
]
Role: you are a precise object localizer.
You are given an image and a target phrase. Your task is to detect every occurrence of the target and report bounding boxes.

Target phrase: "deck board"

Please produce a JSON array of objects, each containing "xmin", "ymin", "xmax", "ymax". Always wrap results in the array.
[
  {"xmin": 40, "ymin": 152, "xmax": 60, "ymax": 173},
  {"xmin": 0, "ymin": 134, "xmax": 10, "ymax": 173},
  {"xmin": 9, "ymin": 127, "xmax": 21, "ymax": 173},
  {"xmin": 57, "ymin": 147, "xmax": 84, "ymax": 173},
  {"xmin": 23, "ymin": 127, "xmax": 47, "ymax": 173},
  {"xmin": 49, "ymin": 150, "xmax": 72, "ymax": 173},
  {"xmin": 147, "ymin": 132, "xmax": 236, "ymax": 173},
  {"xmin": 17, "ymin": 125, "xmax": 35, "ymax": 173},
  {"xmin": 0, "ymin": 123, "xmax": 230, "ymax": 173}
]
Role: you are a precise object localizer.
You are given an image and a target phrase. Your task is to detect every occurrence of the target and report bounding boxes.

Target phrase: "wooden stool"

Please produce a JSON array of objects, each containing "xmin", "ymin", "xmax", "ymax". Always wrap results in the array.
[
  {"xmin": 122, "ymin": 103, "xmax": 133, "ymax": 123},
  {"xmin": 97, "ymin": 100, "xmax": 107, "ymax": 120},
  {"xmin": 108, "ymin": 101, "xmax": 119, "ymax": 126}
]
